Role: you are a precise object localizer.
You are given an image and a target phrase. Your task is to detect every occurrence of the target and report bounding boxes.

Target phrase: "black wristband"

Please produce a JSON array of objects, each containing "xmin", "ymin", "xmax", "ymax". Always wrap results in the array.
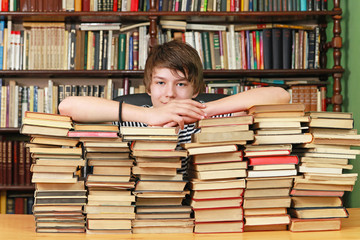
[{"xmin": 118, "ymin": 100, "xmax": 124, "ymax": 124}]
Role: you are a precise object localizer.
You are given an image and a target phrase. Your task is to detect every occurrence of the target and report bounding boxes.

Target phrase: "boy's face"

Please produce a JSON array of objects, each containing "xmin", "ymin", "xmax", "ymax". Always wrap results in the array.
[{"xmin": 148, "ymin": 67, "xmax": 198, "ymax": 108}]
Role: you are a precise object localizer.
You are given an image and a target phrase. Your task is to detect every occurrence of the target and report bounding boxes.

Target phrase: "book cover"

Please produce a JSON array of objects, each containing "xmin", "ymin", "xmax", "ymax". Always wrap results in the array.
[{"xmin": 271, "ymin": 28, "xmax": 282, "ymax": 69}]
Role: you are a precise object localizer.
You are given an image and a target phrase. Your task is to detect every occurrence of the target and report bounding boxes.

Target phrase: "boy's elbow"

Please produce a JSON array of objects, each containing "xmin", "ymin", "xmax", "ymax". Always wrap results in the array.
[
  {"xmin": 58, "ymin": 97, "xmax": 76, "ymax": 117},
  {"xmin": 273, "ymin": 87, "xmax": 291, "ymax": 104}
]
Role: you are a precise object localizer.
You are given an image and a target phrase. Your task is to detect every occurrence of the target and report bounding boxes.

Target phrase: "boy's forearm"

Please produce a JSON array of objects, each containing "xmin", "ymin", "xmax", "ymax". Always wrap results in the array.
[{"xmin": 204, "ymin": 87, "xmax": 291, "ymax": 117}]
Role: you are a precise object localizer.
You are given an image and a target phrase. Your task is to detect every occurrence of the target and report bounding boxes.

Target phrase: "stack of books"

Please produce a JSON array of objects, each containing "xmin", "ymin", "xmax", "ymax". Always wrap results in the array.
[
  {"xmin": 72, "ymin": 123, "xmax": 135, "ymax": 234},
  {"xmin": 243, "ymin": 103, "xmax": 312, "ymax": 231},
  {"xmin": 289, "ymin": 111, "xmax": 360, "ymax": 232},
  {"xmin": 184, "ymin": 115, "xmax": 254, "ymax": 233},
  {"xmin": 21, "ymin": 112, "xmax": 86, "ymax": 233},
  {"xmin": 120, "ymin": 126, "xmax": 194, "ymax": 234}
]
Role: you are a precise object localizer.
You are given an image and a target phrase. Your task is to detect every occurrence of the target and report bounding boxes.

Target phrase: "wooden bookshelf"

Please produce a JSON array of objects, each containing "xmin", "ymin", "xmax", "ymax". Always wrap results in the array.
[{"xmin": 0, "ymin": 186, "xmax": 35, "ymax": 191}]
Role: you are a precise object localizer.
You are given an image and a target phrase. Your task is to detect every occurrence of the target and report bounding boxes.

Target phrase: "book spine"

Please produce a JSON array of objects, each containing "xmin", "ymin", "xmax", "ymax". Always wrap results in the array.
[
  {"xmin": 7, "ymin": 141, "xmax": 12, "ymax": 185},
  {"xmin": 271, "ymin": 28, "xmax": 282, "ymax": 69},
  {"xmin": 282, "ymin": 28, "xmax": 292, "ymax": 69},
  {"xmin": 132, "ymin": 30, "xmax": 139, "ymax": 70},
  {"xmin": 201, "ymin": 31, "xmax": 212, "ymax": 70}
]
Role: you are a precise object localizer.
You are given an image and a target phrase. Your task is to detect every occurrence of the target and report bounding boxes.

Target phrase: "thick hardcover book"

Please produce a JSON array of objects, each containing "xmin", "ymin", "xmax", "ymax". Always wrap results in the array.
[
  {"xmin": 12, "ymin": 141, "xmax": 19, "ymax": 185},
  {"xmin": 282, "ymin": 28, "xmax": 292, "ymax": 69},
  {"xmin": 307, "ymin": 29, "xmax": 315, "ymax": 69},
  {"xmin": 93, "ymin": 31, "xmax": 100, "ymax": 70},
  {"xmin": 18, "ymin": 141, "xmax": 25, "ymax": 185},
  {"xmin": 69, "ymin": 24, "xmax": 76, "ymax": 70},
  {"xmin": 118, "ymin": 33, "xmax": 126, "ymax": 70},
  {"xmin": 82, "ymin": 0, "xmax": 90, "ymax": 11},
  {"xmin": 271, "ymin": 28, "xmax": 282, "ymax": 69},
  {"xmin": 7, "ymin": 141, "xmax": 12, "ymax": 185}
]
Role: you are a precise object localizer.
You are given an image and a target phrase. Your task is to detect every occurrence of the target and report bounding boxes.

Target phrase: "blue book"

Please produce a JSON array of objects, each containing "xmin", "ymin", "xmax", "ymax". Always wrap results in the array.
[
  {"xmin": 0, "ymin": 21, "xmax": 5, "ymax": 70},
  {"xmin": 129, "ymin": 36, "xmax": 133, "ymax": 70},
  {"xmin": 246, "ymin": 31, "xmax": 251, "ymax": 70},
  {"xmin": 300, "ymin": 0, "xmax": 307, "ymax": 11},
  {"xmin": 159, "ymin": 0, "xmax": 163, "ymax": 11}
]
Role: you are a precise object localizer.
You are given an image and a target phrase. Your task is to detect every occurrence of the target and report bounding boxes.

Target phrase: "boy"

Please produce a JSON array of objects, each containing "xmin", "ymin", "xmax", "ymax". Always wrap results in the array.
[
  {"xmin": 59, "ymin": 40, "xmax": 290, "ymax": 128},
  {"xmin": 59, "ymin": 40, "xmax": 290, "ymax": 175}
]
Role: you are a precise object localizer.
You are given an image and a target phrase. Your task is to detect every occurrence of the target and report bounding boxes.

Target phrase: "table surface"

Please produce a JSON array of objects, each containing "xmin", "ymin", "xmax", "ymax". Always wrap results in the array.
[{"xmin": 1, "ymin": 208, "xmax": 360, "ymax": 240}]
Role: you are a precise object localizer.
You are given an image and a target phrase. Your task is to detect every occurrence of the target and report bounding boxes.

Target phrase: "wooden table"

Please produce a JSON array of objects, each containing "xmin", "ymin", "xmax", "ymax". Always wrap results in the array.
[{"xmin": 1, "ymin": 208, "xmax": 360, "ymax": 240}]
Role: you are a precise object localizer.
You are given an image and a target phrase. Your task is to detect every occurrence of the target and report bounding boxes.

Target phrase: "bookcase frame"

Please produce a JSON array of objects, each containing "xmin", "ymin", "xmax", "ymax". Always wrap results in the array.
[{"xmin": 0, "ymin": 0, "xmax": 345, "ymax": 207}]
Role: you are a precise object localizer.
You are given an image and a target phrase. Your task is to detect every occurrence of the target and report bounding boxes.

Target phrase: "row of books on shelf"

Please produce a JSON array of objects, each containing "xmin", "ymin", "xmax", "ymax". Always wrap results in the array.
[
  {"xmin": 0, "ymin": 20, "xmax": 322, "ymax": 71},
  {"xmin": 0, "ymin": 139, "xmax": 33, "ymax": 186},
  {"xmin": 0, "ymin": 21, "xmax": 149, "ymax": 71},
  {"xmin": 0, "ymin": 191, "xmax": 34, "ymax": 214},
  {"xmin": 6, "ymin": 0, "xmax": 329, "ymax": 13},
  {"xmin": 0, "ymin": 78, "xmax": 328, "ymax": 128},
  {"xmin": 160, "ymin": 23, "xmax": 321, "ymax": 70}
]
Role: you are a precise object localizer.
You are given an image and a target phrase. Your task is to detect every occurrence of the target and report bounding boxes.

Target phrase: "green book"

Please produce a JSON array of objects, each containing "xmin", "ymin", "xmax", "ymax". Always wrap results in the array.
[
  {"xmin": 201, "ymin": 32, "xmax": 212, "ymax": 70},
  {"xmin": 213, "ymin": 32, "xmax": 221, "ymax": 69},
  {"xmin": 118, "ymin": 33, "xmax": 126, "ymax": 70}
]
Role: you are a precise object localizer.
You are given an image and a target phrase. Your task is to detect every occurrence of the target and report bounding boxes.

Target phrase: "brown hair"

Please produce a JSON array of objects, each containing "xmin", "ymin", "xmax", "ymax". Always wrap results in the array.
[{"xmin": 144, "ymin": 40, "xmax": 204, "ymax": 94}]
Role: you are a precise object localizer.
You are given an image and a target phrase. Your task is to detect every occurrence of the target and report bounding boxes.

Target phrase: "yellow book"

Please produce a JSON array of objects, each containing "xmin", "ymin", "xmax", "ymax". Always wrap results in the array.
[{"xmin": 0, "ymin": 191, "xmax": 6, "ymax": 214}]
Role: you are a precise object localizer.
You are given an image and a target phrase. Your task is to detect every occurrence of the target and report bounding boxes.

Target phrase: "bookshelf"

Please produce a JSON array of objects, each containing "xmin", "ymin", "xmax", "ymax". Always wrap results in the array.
[{"xmin": 0, "ymin": 0, "xmax": 344, "ymax": 214}]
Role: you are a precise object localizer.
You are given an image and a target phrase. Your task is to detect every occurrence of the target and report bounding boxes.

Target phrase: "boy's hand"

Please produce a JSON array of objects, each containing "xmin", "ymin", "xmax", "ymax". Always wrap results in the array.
[{"xmin": 145, "ymin": 99, "xmax": 206, "ymax": 129}]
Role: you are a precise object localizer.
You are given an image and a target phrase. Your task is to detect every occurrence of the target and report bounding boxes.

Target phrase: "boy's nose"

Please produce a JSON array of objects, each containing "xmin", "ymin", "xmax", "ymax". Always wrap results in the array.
[{"xmin": 165, "ymin": 85, "xmax": 176, "ymax": 98}]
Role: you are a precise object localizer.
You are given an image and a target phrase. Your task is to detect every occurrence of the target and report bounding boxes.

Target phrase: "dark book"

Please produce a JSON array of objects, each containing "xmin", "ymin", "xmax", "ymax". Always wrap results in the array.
[
  {"xmin": 118, "ymin": 33, "xmax": 126, "ymax": 70},
  {"xmin": 321, "ymin": 0, "xmax": 327, "ymax": 11},
  {"xmin": 282, "ymin": 28, "xmax": 292, "ymax": 69},
  {"xmin": 69, "ymin": 24, "xmax": 76, "ymax": 70},
  {"xmin": 201, "ymin": 32, "xmax": 212, "ymax": 70},
  {"xmin": 15, "ymin": 197, "xmax": 25, "ymax": 214},
  {"xmin": 262, "ymin": 28, "xmax": 272, "ymax": 69},
  {"xmin": 37, "ymin": 0, "xmax": 43, "ymax": 11},
  {"xmin": 6, "ymin": 198, "xmax": 15, "ymax": 214},
  {"xmin": 19, "ymin": 0, "xmax": 29, "ymax": 11},
  {"xmin": 307, "ymin": 0, "xmax": 313, "ymax": 11},
  {"xmin": 271, "ymin": 28, "xmax": 282, "ymax": 69},
  {"xmin": 307, "ymin": 29, "xmax": 315, "ymax": 69},
  {"xmin": 93, "ymin": 31, "xmax": 100, "ymax": 70},
  {"xmin": 162, "ymin": 0, "xmax": 168, "ymax": 11},
  {"xmin": 288, "ymin": 0, "xmax": 293, "ymax": 10},
  {"xmin": 74, "ymin": 30, "xmax": 82, "ymax": 70},
  {"xmin": 213, "ymin": 32, "xmax": 221, "ymax": 69},
  {"xmin": 258, "ymin": 0, "xmax": 264, "ymax": 11},
  {"xmin": 132, "ymin": 30, "xmax": 139, "ymax": 70},
  {"xmin": 0, "ymin": 138, "xmax": 2, "ymax": 185},
  {"xmin": 220, "ymin": 0, "xmax": 226, "ymax": 11},
  {"xmin": 102, "ymin": 32, "xmax": 108, "ymax": 70},
  {"xmin": 314, "ymin": 0, "xmax": 320, "ymax": 11}
]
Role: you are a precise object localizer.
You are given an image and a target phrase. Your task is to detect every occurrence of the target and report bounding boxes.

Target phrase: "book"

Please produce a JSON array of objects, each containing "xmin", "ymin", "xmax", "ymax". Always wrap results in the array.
[
  {"xmin": 244, "ymin": 188, "xmax": 291, "ymax": 198},
  {"xmin": 244, "ymin": 214, "xmax": 291, "ymax": 226},
  {"xmin": 191, "ymin": 161, "xmax": 247, "ymax": 172},
  {"xmin": 30, "ymin": 136, "xmax": 79, "ymax": 147},
  {"xmin": 193, "ymin": 130, "xmax": 254, "ymax": 143},
  {"xmin": 248, "ymin": 155, "xmax": 299, "ymax": 165},
  {"xmin": 187, "ymin": 144, "xmax": 238, "ymax": 155},
  {"xmin": 131, "ymin": 149, "xmax": 187, "ymax": 158},
  {"xmin": 191, "ymin": 151, "xmax": 243, "ymax": 164},
  {"xmin": 73, "ymin": 123, "xmax": 119, "ymax": 132},
  {"xmin": 21, "ymin": 125, "xmax": 69, "ymax": 137},
  {"xmin": 247, "ymin": 169, "xmax": 297, "ymax": 178},
  {"xmin": 190, "ymin": 179, "xmax": 246, "ymax": 191},
  {"xmin": 253, "ymin": 133, "xmax": 313, "ymax": 145},
  {"xmin": 290, "ymin": 218, "xmax": 342, "ymax": 232},
  {"xmin": 248, "ymin": 103, "xmax": 305, "ymax": 114},
  {"xmin": 67, "ymin": 131, "xmax": 119, "ymax": 138},
  {"xmin": 120, "ymin": 126, "xmax": 179, "ymax": 136},
  {"xmin": 243, "ymin": 197, "xmax": 292, "ymax": 209},
  {"xmin": 193, "ymin": 206, "xmax": 243, "ymax": 222},
  {"xmin": 191, "ymin": 197, "xmax": 243, "ymax": 209},
  {"xmin": 135, "ymin": 180, "xmax": 187, "ymax": 192},
  {"xmin": 194, "ymin": 221, "xmax": 244, "ymax": 233},
  {"xmin": 246, "ymin": 177, "xmax": 294, "ymax": 189},
  {"xmin": 196, "ymin": 115, "xmax": 253, "ymax": 127},
  {"xmin": 291, "ymin": 196, "xmax": 343, "ymax": 208},
  {"xmin": 24, "ymin": 111, "xmax": 71, "ymax": 122},
  {"xmin": 130, "ymin": 140, "xmax": 177, "ymax": 151},
  {"xmin": 289, "ymin": 207, "xmax": 349, "ymax": 219}
]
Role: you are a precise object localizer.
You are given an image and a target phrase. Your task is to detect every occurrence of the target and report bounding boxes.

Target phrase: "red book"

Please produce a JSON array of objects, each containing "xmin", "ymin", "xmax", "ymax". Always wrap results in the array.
[
  {"xmin": 248, "ymin": 155, "xmax": 299, "ymax": 166},
  {"xmin": 12, "ymin": 141, "xmax": 19, "ymax": 186},
  {"xmin": 131, "ymin": 0, "xmax": 138, "ymax": 11},
  {"xmin": 18, "ymin": 142, "xmax": 25, "ymax": 185},
  {"xmin": 68, "ymin": 131, "xmax": 119, "ymax": 138},
  {"xmin": 7, "ymin": 141, "xmax": 12, "ymax": 185},
  {"xmin": 113, "ymin": 0, "xmax": 118, "ymax": 11},
  {"xmin": 14, "ymin": 197, "xmax": 25, "ymax": 214},
  {"xmin": 230, "ymin": 0, "xmax": 235, "ymax": 11},
  {"xmin": 290, "ymin": 189, "xmax": 344, "ymax": 197},
  {"xmin": 2, "ymin": 0, "xmax": 8, "ymax": 11},
  {"xmin": 25, "ymin": 147, "xmax": 31, "ymax": 186},
  {"xmin": 2, "ymin": 141, "xmax": 6, "ymax": 185}
]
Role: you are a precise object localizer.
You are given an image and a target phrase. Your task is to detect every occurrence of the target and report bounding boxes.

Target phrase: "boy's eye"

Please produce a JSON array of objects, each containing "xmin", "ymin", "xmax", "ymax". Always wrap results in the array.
[
  {"xmin": 177, "ymin": 82, "xmax": 187, "ymax": 87},
  {"xmin": 156, "ymin": 81, "xmax": 165, "ymax": 85}
]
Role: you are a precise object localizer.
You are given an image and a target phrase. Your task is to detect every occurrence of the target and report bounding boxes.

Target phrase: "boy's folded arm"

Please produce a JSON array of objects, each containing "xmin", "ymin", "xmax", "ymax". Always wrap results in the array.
[{"xmin": 204, "ymin": 87, "xmax": 291, "ymax": 117}]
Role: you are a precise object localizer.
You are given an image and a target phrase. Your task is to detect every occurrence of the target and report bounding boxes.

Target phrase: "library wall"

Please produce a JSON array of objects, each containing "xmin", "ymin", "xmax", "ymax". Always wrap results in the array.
[{"xmin": 338, "ymin": 0, "xmax": 360, "ymax": 208}]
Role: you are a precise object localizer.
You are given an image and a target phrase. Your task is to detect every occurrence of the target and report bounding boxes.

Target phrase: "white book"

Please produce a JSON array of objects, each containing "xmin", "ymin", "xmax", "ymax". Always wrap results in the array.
[
  {"xmin": 67, "ymin": 0, "xmax": 75, "ymax": 11},
  {"xmin": 37, "ymin": 88, "xmax": 44, "ymax": 113},
  {"xmin": 299, "ymin": 166, "xmax": 342, "ymax": 175},
  {"xmin": 185, "ymin": 31, "xmax": 195, "ymax": 49},
  {"xmin": 181, "ymin": 0, "xmax": 187, "ymax": 11},
  {"xmin": 9, "ymin": 0, "xmax": 13, "ymax": 11},
  {"xmin": 121, "ymin": 0, "xmax": 127, "ymax": 11},
  {"xmin": 247, "ymin": 169, "xmax": 297, "ymax": 178},
  {"xmin": 15, "ymin": 31, "xmax": 20, "ymax": 70},
  {"xmin": 47, "ymin": 80, "xmax": 53, "ymax": 114},
  {"xmin": 229, "ymin": 24, "xmax": 236, "ymax": 69},
  {"xmin": 194, "ymin": 31, "xmax": 203, "ymax": 65},
  {"xmin": 79, "ymin": 23, "xmax": 121, "ymax": 31},
  {"xmin": 43, "ymin": 87, "xmax": 48, "ymax": 115},
  {"xmin": 9, "ymin": 30, "xmax": 15, "ymax": 70},
  {"xmin": 186, "ymin": 23, "xmax": 227, "ymax": 31},
  {"xmin": 62, "ymin": 0, "xmax": 66, "ymax": 11}
]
